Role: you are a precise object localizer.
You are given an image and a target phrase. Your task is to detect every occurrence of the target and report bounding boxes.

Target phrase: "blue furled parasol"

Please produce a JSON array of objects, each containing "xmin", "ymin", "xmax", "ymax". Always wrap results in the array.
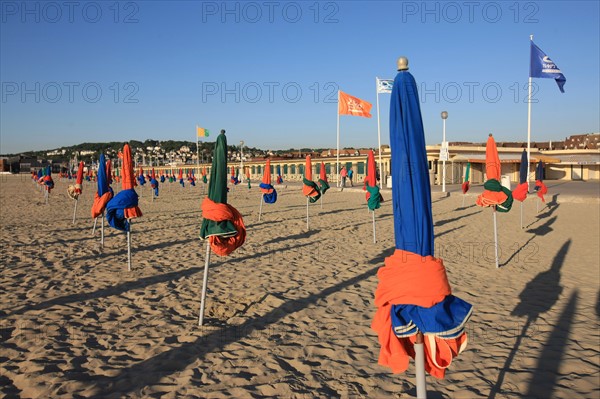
[{"xmin": 372, "ymin": 57, "xmax": 472, "ymax": 396}]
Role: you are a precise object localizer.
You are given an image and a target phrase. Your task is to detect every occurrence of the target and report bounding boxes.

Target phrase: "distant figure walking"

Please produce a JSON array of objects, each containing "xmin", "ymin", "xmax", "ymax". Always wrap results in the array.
[
  {"xmin": 348, "ymin": 167, "xmax": 354, "ymax": 186},
  {"xmin": 340, "ymin": 166, "xmax": 348, "ymax": 188}
]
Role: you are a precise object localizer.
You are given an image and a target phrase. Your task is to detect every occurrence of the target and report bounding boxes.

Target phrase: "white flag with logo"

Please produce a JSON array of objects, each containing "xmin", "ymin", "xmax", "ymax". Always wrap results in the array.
[{"xmin": 376, "ymin": 78, "xmax": 393, "ymax": 94}]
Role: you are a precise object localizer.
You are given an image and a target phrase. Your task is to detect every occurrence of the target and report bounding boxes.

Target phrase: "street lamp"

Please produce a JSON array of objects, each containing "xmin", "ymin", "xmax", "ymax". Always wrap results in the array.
[
  {"xmin": 239, "ymin": 140, "xmax": 245, "ymax": 174},
  {"xmin": 441, "ymin": 111, "xmax": 448, "ymax": 193}
]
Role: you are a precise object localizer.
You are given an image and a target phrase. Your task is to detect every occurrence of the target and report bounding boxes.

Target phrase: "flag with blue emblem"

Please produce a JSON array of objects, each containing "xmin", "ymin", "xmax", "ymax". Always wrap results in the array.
[{"xmin": 530, "ymin": 41, "xmax": 566, "ymax": 93}]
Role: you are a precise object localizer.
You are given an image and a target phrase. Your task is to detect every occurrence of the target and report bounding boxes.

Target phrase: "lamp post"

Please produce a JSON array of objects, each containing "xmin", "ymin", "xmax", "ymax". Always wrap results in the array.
[
  {"xmin": 441, "ymin": 111, "xmax": 448, "ymax": 193},
  {"xmin": 240, "ymin": 140, "xmax": 245, "ymax": 174}
]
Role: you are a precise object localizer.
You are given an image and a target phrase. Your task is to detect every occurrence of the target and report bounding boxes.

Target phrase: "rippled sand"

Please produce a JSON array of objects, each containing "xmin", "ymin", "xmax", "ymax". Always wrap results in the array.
[{"xmin": 1, "ymin": 175, "xmax": 598, "ymax": 398}]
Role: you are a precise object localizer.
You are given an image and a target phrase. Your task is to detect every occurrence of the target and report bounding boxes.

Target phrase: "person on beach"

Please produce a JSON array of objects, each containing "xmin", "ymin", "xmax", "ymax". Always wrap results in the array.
[
  {"xmin": 348, "ymin": 167, "xmax": 354, "ymax": 186},
  {"xmin": 340, "ymin": 166, "xmax": 348, "ymax": 188}
]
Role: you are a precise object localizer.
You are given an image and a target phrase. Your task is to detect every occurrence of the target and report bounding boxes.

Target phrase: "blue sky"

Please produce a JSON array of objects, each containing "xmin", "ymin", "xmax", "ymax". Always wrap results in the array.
[{"xmin": 1, "ymin": 1, "xmax": 598, "ymax": 154}]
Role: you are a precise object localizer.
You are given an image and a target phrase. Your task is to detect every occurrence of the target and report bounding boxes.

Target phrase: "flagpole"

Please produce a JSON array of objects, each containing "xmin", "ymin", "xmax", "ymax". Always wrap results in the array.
[
  {"xmin": 376, "ymin": 78, "xmax": 383, "ymax": 188},
  {"xmin": 527, "ymin": 34, "xmax": 533, "ymax": 188},
  {"xmin": 336, "ymin": 90, "xmax": 340, "ymax": 187},
  {"xmin": 196, "ymin": 126, "xmax": 200, "ymax": 186}
]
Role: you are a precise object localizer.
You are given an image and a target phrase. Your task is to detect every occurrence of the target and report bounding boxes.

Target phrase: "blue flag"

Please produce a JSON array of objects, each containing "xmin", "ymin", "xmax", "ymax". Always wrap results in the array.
[{"xmin": 530, "ymin": 41, "xmax": 566, "ymax": 93}]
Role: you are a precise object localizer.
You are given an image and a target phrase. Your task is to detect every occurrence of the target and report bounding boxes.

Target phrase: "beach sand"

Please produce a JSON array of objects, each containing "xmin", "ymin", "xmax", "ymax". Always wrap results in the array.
[{"xmin": 1, "ymin": 175, "xmax": 598, "ymax": 398}]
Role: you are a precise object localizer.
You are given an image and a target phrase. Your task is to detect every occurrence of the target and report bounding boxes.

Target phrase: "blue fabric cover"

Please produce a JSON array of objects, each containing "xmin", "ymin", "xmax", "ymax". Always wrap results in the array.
[
  {"xmin": 519, "ymin": 150, "xmax": 528, "ymax": 185},
  {"xmin": 259, "ymin": 183, "xmax": 277, "ymax": 203},
  {"xmin": 97, "ymin": 154, "xmax": 110, "ymax": 197},
  {"xmin": 150, "ymin": 178, "xmax": 159, "ymax": 196},
  {"xmin": 391, "ymin": 295, "xmax": 473, "ymax": 339},
  {"xmin": 106, "ymin": 189, "xmax": 139, "ymax": 232},
  {"xmin": 389, "ymin": 71, "xmax": 434, "ymax": 257}
]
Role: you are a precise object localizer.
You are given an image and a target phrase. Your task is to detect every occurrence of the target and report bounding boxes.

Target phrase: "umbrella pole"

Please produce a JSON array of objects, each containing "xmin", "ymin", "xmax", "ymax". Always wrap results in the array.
[
  {"xmin": 415, "ymin": 332, "xmax": 427, "ymax": 399},
  {"xmin": 372, "ymin": 210, "xmax": 376, "ymax": 243},
  {"xmin": 92, "ymin": 217, "xmax": 98, "ymax": 236},
  {"xmin": 101, "ymin": 212, "xmax": 104, "ymax": 247},
  {"xmin": 45, "ymin": 189, "xmax": 48, "ymax": 204},
  {"xmin": 306, "ymin": 197, "xmax": 309, "ymax": 230},
  {"xmin": 127, "ymin": 220, "xmax": 132, "ymax": 272},
  {"xmin": 493, "ymin": 206, "xmax": 499, "ymax": 268},
  {"xmin": 320, "ymin": 195, "xmax": 323, "ymax": 209},
  {"xmin": 462, "ymin": 193, "xmax": 465, "ymax": 208},
  {"xmin": 198, "ymin": 240, "xmax": 211, "ymax": 326},
  {"xmin": 72, "ymin": 199, "xmax": 78, "ymax": 224},
  {"xmin": 258, "ymin": 194, "xmax": 264, "ymax": 222}
]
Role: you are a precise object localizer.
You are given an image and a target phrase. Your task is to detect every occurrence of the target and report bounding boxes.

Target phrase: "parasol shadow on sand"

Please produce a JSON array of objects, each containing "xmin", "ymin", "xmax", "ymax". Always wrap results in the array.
[
  {"xmin": 68, "ymin": 266, "xmax": 379, "ymax": 398},
  {"xmin": 488, "ymin": 239, "xmax": 569, "ymax": 399}
]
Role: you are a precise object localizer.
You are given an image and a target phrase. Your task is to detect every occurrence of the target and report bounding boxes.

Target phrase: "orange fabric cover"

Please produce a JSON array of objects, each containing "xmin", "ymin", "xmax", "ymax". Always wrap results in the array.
[
  {"xmin": 372, "ymin": 249, "xmax": 467, "ymax": 379},
  {"xmin": 302, "ymin": 156, "xmax": 319, "ymax": 197},
  {"xmin": 122, "ymin": 144, "xmax": 136, "ymax": 190},
  {"xmin": 121, "ymin": 144, "xmax": 142, "ymax": 219},
  {"xmin": 535, "ymin": 180, "xmax": 547, "ymax": 202},
  {"xmin": 201, "ymin": 198, "xmax": 246, "ymax": 256},
  {"xmin": 476, "ymin": 190, "xmax": 508, "ymax": 207},
  {"xmin": 76, "ymin": 161, "xmax": 84, "ymax": 185},
  {"xmin": 512, "ymin": 182, "xmax": 528, "ymax": 202},
  {"xmin": 319, "ymin": 161, "xmax": 327, "ymax": 182},
  {"xmin": 484, "ymin": 135, "xmax": 501, "ymax": 181},
  {"xmin": 91, "ymin": 192, "xmax": 113, "ymax": 219},
  {"xmin": 261, "ymin": 159, "xmax": 274, "ymax": 194}
]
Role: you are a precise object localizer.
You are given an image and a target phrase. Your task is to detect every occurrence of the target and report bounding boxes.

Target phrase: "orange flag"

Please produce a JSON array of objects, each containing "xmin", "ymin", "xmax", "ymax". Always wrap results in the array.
[{"xmin": 338, "ymin": 90, "xmax": 372, "ymax": 118}]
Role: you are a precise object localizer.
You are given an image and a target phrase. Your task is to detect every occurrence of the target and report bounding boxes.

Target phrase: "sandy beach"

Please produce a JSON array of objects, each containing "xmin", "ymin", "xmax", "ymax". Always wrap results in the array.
[{"xmin": 1, "ymin": 174, "xmax": 598, "ymax": 399}]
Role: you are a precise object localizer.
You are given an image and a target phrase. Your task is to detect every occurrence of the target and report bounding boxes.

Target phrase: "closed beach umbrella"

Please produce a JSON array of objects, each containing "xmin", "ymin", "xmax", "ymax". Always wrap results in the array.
[
  {"xmin": 476, "ymin": 134, "xmax": 513, "ymax": 268},
  {"xmin": 461, "ymin": 162, "xmax": 471, "ymax": 194},
  {"xmin": 198, "ymin": 130, "xmax": 246, "ymax": 325},
  {"xmin": 365, "ymin": 149, "xmax": 383, "ymax": 243},
  {"xmin": 302, "ymin": 155, "xmax": 320, "ymax": 229},
  {"xmin": 512, "ymin": 150, "xmax": 529, "ymax": 203},
  {"xmin": 68, "ymin": 161, "xmax": 85, "ymax": 201},
  {"xmin": 230, "ymin": 166, "xmax": 239, "ymax": 185},
  {"xmin": 276, "ymin": 164, "xmax": 283, "ymax": 184},
  {"xmin": 105, "ymin": 144, "xmax": 142, "ymax": 271},
  {"xmin": 260, "ymin": 159, "xmax": 277, "ymax": 203},
  {"xmin": 318, "ymin": 161, "xmax": 330, "ymax": 195},
  {"xmin": 150, "ymin": 168, "xmax": 159, "ymax": 197},
  {"xmin": 534, "ymin": 161, "xmax": 547, "ymax": 203},
  {"xmin": 91, "ymin": 154, "xmax": 114, "ymax": 219},
  {"xmin": 513, "ymin": 150, "xmax": 529, "ymax": 229},
  {"xmin": 178, "ymin": 169, "xmax": 184, "ymax": 187},
  {"xmin": 138, "ymin": 167, "xmax": 146, "ymax": 186},
  {"xmin": 371, "ymin": 58, "xmax": 472, "ymax": 397},
  {"xmin": 365, "ymin": 150, "xmax": 383, "ymax": 211},
  {"xmin": 257, "ymin": 159, "xmax": 277, "ymax": 222},
  {"xmin": 302, "ymin": 155, "xmax": 321, "ymax": 203},
  {"xmin": 475, "ymin": 135, "xmax": 514, "ymax": 212},
  {"xmin": 91, "ymin": 154, "xmax": 114, "ymax": 246}
]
